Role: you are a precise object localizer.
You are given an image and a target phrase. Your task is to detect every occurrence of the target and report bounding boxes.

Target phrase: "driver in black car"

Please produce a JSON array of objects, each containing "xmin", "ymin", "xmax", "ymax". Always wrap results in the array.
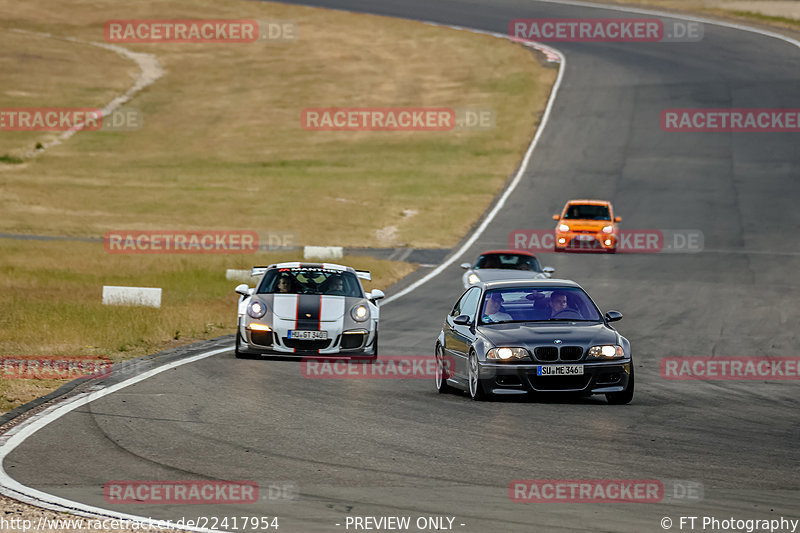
[{"xmin": 547, "ymin": 290, "xmax": 569, "ymax": 318}]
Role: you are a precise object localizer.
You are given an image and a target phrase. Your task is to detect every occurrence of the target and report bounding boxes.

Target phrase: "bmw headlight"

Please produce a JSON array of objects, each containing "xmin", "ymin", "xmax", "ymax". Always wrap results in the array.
[
  {"xmin": 351, "ymin": 304, "xmax": 369, "ymax": 322},
  {"xmin": 486, "ymin": 347, "xmax": 530, "ymax": 361},
  {"xmin": 602, "ymin": 225, "xmax": 613, "ymax": 234},
  {"xmin": 558, "ymin": 224, "xmax": 570, "ymax": 232},
  {"xmin": 467, "ymin": 273, "xmax": 480, "ymax": 285},
  {"xmin": 587, "ymin": 345, "xmax": 624, "ymax": 359},
  {"xmin": 247, "ymin": 300, "xmax": 267, "ymax": 319}
]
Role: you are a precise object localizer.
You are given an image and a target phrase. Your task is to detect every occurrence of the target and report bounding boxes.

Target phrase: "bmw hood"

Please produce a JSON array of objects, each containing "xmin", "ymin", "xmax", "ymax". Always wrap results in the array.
[{"xmin": 477, "ymin": 322, "xmax": 619, "ymax": 349}]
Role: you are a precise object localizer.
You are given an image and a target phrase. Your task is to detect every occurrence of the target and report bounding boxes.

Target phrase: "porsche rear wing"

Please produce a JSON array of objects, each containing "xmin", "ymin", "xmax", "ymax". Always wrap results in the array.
[
  {"xmin": 250, "ymin": 265, "xmax": 371, "ymax": 281},
  {"xmin": 250, "ymin": 266, "xmax": 270, "ymax": 277}
]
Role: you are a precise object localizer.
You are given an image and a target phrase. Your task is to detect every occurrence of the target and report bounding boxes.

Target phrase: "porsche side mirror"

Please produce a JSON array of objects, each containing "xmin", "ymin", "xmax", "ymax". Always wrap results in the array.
[
  {"xmin": 453, "ymin": 314, "xmax": 471, "ymax": 326},
  {"xmin": 460, "ymin": 262, "xmax": 471, "ymax": 269},
  {"xmin": 615, "ymin": 216, "xmax": 622, "ymax": 223},
  {"xmin": 605, "ymin": 310, "xmax": 623, "ymax": 322},
  {"xmin": 552, "ymin": 214, "xmax": 560, "ymax": 221},
  {"xmin": 542, "ymin": 266, "xmax": 555, "ymax": 277},
  {"xmin": 235, "ymin": 284, "xmax": 251, "ymax": 296},
  {"xmin": 368, "ymin": 289, "xmax": 385, "ymax": 301}
]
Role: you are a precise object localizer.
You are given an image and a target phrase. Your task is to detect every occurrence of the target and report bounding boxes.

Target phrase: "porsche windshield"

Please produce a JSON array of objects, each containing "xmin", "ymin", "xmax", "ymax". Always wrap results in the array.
[
  {"xmin": 479, "ymin": 287, "xmax": 603, "ymax": 324},
  {"xmin": 563, "ymin": 204, "xmax": 610, "ymax": 220},
  {"xmin": 258, "ymin": 268, "xmax": 363, "ymax": 297}
]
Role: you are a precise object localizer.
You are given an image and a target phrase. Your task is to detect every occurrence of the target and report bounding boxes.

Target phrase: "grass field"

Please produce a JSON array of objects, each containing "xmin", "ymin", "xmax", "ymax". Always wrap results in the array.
[
  {"xmin": 0, "ymin": 0, "xmax": 556, "ymax": 248},
  {"xmin": 0, "ymin": 240, "xmax": 415, "ymax": 414},
  {"xmin": 0, "ymin": 0, "xmax": 557, "ymax": 414}
]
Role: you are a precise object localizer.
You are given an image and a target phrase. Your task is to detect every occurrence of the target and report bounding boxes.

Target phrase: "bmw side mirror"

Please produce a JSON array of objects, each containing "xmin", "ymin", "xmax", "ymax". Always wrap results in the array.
[
  {"xmin": 543, "ymin": 266, "xmax": 555, "ymax": 277},
  {"xmin": 605, "ymin": 310, "xmax": 623, "ymax": 322},
  {"xmin": 453, "ymin": 314, "xmax": 471, "ymax": 326},
  {"xmin": 615, "ymin": 216, "xmax": 622, "ymax": 222},
  {"xmin": 460, "ymin": 262, "xmax": 471, "ymax": 269},
  {"xmin": 552, "ymin": 214, "xmax": 560, "ymax": 220},
  {"xmin": 368, "ymin": 289, "xmax": 385, "ymax": 301},
  {"xmin": 235, "ymin": 284, "xmax": 250, "ymax": 296}
]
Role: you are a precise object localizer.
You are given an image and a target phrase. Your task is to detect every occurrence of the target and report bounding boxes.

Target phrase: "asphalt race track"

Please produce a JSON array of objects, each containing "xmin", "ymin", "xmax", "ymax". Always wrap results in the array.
[{"xmin": 3, "ymin": 1, "xmax": 800, "ymax": 532}]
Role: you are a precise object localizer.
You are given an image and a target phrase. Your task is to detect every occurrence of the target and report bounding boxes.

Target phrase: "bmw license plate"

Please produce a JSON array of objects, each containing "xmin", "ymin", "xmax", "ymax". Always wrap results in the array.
[
  {"xmin": 576, "ymin": 234, "xmax": 594, "ymax": 241},
  {"xmin": 537, "ymin": 365, "xmax": 583, "ymax": 376},
  {"xmin": 288, "ymin": 330, "xmax": 328, "ymax": 340}
]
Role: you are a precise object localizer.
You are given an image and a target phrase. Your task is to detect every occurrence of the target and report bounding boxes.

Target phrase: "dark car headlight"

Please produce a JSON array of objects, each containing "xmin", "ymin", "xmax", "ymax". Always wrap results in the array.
[
  {"xmin": 587, "ymin": 345, "xmax": 624, "ymax": 359},
  {"xmin": 486, "ymin": 347, "xmax": 530, "ymax": 361},
  {"xmin": 351, "ymin": 304, "xmax": 369, "ymax": 322},
  {"xmin": 247, "ymin": 300, "xmax": 267, "ymax": 319}
]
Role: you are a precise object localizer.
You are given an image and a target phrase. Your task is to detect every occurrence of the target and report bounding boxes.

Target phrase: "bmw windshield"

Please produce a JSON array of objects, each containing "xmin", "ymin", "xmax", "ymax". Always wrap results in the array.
[{"xmin": 479, "ymin": 287, "xmax": 603, "ymax": 325}]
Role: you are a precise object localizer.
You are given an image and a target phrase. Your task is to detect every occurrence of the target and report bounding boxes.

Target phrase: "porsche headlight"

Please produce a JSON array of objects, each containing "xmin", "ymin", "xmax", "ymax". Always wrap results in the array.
[
  {"xmin": 247, "ymin": 300, "xmax": 267, "ymax": 319},
  {"xmin": 467, "ymin": 273, "xmax": 480, "ymax": 285},
  {"xmin": 486, "ymin": 347, "xmax": 530, "ymax": 361},
  {"xmin": 558, "ymin": 224, "xmax": 570, "ymax": 232},
  {"xmin": 588, "ymin": 345, "xmax": 624, "ymax": 359},
  {"xmin": 602, "ymin": 225, "xmax": 613, "ymax": 234},
  {"xmin": 351, "ymin": 304, "xmax": 369, "ymax": 322}
]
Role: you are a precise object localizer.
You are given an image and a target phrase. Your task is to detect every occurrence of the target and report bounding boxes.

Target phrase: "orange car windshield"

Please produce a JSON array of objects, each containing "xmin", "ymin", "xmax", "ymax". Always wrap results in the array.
[{"xmin": 564, "ymin": 204, "xmax": 610, "ymax": 221}]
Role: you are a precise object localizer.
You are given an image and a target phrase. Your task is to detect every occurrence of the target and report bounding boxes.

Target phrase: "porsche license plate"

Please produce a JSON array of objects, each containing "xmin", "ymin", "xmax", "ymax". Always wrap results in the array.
[
  {"xmin": 576, "ymin": 234, "xmax": 594, "ymax": 241},
  {"xmin": 288, "ymin": 330, "xmax": 328, "ymax": 340},
  {"xmin": 537, "ymin": 365, "xmax": 583, "ymax": 376}
]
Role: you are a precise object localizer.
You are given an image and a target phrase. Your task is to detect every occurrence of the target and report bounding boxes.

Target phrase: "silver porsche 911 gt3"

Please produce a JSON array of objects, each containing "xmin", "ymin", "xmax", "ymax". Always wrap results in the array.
[{"xmin": 234, "ymin": 262, "xmax": 384, "ymax": 359}]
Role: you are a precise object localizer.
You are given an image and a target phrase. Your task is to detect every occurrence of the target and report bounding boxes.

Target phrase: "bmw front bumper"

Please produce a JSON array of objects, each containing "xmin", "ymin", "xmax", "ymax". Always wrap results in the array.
[{"xmin": 478, "ymin": 359, "xmax": 632, "ymax": 395}]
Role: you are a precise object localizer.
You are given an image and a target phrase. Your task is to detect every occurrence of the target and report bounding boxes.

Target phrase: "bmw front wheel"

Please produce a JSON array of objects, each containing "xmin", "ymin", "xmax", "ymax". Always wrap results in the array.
[
  {"xmin": 435, "ymin": 344, "xmax": 452, "ymax": 394},
  {"xmin": 468, "ymin": 351, "xmax": 487, "ymax": 401}
]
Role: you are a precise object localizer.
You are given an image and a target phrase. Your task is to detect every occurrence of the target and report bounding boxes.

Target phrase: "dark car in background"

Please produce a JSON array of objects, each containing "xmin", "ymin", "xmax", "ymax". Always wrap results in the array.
[{"xmin": 460, "ymin": 250, "xmax": 554, "ymax": 288}]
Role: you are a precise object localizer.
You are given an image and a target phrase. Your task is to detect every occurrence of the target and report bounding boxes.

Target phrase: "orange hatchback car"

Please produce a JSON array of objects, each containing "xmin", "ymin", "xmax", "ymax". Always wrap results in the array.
[{"xmin": 553, "ymin": 200, "xmax": 621, "ymax": 253}]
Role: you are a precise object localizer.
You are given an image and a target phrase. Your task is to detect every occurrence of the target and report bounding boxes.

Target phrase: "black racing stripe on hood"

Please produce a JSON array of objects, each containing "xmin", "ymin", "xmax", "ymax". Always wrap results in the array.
[{"xmin": 295, "ymin": 294, "xmax": 321, "ymax": 330}]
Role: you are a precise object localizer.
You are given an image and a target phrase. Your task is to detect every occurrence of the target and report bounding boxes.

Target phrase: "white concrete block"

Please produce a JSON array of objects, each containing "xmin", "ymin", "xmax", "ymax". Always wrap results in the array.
[
  {"xmin": 102, "ymin": 286, "xmax": 161, "ymax": 308},
  {"xmin": 303, "ymin": 246, "xmax": 343, "ymax": 260},
  {"xmin": 225, "ymin": 269, "xmax": 252, "ymax": 281}
]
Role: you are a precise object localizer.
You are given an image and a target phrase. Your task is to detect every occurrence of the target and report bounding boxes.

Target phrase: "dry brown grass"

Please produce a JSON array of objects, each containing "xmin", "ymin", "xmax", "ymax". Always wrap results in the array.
[
  {"xmin": 0, "ymin": 0, "xmax": 556, "ymax": 414},
  {"xmin": 0, "ymin": 239, "xmax": 415, "ymax": 414},
  {"xmin": 0, "ymin": 0, "xmax": 555, "ymax": 248}
]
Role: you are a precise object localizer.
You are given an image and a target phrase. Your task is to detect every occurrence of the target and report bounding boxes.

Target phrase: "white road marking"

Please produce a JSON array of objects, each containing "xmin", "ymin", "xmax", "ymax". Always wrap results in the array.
[{"xmin": 0, "ymin": 347, "xmax": 230, "ymax": 533}]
